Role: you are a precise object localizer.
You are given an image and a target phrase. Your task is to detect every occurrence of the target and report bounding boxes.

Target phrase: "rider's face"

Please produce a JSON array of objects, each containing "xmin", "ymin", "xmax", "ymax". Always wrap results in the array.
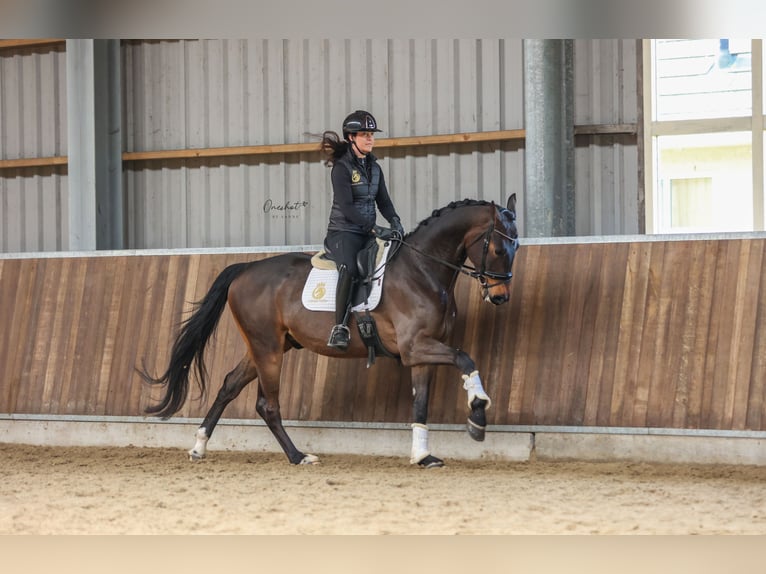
[{"xmin": 350, "ymin": 131, "xmax": 375, "ymax": 156}]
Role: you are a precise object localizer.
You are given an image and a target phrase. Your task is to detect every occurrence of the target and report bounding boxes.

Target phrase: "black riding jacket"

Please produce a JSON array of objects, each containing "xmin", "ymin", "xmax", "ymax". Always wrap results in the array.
[{"xmin": 326, "ymin": 147, "xmax": 399, "ymax": 234}]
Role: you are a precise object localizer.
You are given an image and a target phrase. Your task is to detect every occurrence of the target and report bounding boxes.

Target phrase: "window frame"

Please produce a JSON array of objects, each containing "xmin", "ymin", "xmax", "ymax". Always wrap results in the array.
[{"xmin": 642, "ymin": 39, "xmax": 765, "ymax": 234}]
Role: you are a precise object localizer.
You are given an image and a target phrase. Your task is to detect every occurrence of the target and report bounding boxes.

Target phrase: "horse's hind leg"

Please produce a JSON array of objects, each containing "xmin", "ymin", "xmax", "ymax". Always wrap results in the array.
[
  {"xmin": 254, "ymin": 355, "xmax": 318, "ymax": 465},
  {"xmin": 189, "ymin": 355, "xmax": 257, "ymax": 460}
]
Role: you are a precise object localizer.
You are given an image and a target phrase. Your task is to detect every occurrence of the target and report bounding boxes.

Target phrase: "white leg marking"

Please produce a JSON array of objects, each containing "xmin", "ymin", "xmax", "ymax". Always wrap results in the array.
[
  {"xmin": 188, "ymin": 427, "xmax": 209, "ymax": 460},
  {"xmin": 462, "ymin": 370, "xmax": 492, "ymax": 410},
  {"xmin": 410, "ymin": 423, "xmax": 431, "ymax": 464}
]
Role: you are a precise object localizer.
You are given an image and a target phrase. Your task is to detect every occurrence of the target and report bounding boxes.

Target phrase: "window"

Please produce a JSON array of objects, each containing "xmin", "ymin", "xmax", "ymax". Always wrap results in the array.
[{"xmin": 644, "ymin": 39, "xmax": 764, "ymax": 234}]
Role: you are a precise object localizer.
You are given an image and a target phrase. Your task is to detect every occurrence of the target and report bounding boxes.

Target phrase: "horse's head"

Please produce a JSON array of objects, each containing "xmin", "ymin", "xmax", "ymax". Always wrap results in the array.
[{"xmin": 464, "ymin": 194, "xmax": 519, "ymax": 305}]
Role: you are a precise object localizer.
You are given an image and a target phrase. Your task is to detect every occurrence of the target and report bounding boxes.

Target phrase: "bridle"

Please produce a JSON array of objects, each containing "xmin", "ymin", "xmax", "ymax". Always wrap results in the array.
[
  {"xmin": 468, "ymin": 217, "xmax": 519, "ymax": 292},
  {"xmin": 382, "ymin": 205, "xmax": 519, "ymax": 297}
]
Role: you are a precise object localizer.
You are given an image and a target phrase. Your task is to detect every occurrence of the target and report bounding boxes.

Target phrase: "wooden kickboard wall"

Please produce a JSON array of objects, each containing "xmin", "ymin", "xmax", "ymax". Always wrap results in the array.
[{"xmin": 2, "ymin": 237, "xmax": 765, "ymax": 432}]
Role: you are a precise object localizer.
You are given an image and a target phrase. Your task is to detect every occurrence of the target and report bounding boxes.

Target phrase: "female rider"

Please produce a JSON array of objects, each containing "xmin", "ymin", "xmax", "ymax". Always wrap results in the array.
[{"xmin": 320, "ymin": 110, "xmax": 404, "ymax": 351}]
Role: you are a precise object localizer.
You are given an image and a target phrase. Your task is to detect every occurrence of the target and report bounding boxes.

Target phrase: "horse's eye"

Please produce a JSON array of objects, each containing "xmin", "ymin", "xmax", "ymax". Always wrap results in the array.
[{"xmin": 495, "ymin": 248, "xmax": 507, "ymax": 256}]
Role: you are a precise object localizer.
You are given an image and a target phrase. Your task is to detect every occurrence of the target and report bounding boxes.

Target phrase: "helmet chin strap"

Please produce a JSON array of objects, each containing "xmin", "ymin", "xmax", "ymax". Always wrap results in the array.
[{"xmin": 350, "ymin": 137, "xmax": 369, "ymax": 157}]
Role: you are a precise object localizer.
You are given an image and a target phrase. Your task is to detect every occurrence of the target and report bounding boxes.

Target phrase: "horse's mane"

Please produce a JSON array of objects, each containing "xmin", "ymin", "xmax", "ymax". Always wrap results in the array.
[{"xmin": 408, "ymin": 198, "xmax": 492, "ymax": 236}]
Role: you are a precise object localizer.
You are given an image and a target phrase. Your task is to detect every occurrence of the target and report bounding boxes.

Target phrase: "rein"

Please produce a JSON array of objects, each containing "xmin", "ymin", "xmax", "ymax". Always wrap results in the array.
[{"xmin": 386, "ymin": 224, "xmax": 518, "ymax": 290}]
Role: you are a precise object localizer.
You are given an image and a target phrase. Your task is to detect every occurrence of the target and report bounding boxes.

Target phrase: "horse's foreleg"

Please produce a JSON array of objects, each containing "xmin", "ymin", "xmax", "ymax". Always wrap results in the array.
[
  {"xmin": 410, "ymin": 365, "xmax": 444, "ymax": 468},
  {"xmin": 462, "ymin": 369, "xmax": 492, "ymax": 442},
  {"xmin": 189, "ymin": 355, "xmax": 258, "ymax": 460},
  {"xmin": 254, "ymin": 357, "xmax": 319, "ymax": 466},
  {"xmin": 405, "ymin": 343, "xmax": 492, "ymax": 442}
]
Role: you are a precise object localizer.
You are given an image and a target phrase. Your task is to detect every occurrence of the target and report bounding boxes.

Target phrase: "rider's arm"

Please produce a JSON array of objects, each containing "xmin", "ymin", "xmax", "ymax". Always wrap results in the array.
[
  {"xmin": 375, "ymin": 172, "xmax": 404, "ymax": 234},
  {"xmin": 375, "ymin": 171, "xmax": 399, "ymax": 223}
]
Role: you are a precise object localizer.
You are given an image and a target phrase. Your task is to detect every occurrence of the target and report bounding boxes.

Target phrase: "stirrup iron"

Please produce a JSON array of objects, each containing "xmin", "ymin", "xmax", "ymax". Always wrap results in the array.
[{"xmin": 327, "ymin": 324, "xmax": 351, "ymax": 350}]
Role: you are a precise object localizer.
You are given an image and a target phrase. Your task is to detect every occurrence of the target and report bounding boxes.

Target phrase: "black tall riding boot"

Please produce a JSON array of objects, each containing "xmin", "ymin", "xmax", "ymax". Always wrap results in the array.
[{"xmin": 327, "ymin": 264, "xmax": 354, "ymax": 351}]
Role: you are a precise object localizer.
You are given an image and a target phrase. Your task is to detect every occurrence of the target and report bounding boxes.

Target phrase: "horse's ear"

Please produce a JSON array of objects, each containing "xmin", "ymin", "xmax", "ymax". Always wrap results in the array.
[{"xmin": 507, "ymin": 193, "xmax": 516, "ymax": 213}]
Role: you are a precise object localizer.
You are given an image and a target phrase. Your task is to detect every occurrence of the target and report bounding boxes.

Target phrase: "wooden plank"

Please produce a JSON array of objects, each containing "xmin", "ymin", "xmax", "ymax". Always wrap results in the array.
[
  {"xmin": 307, "ymin": 353, "xmax": 332, "ymax": 421},
  {"xmin": 0, "ymin": 39, "xmax": 64, "ymax": 50},
  {"xmin": 590, "ymin": 243, "xmax": 630, "ymax": 427},
  {"xmin": 41, "ymin": 258, "xmax": 74, "ymax": 414},
  {"xmin": 746, "ymin": 247, "xmax": 766, "ymax": 429},
  {"xmin": 0, "ymin": 260, "xmax": 20, "ymax": 411},
  {"xmin": 633, "ymin": 242, "xmax": 671, "ymax": 428},
  {"xmin": 509, "ymin": 245, "xmax": 546, "ymax": 424},
  {"xmin": 51, "ymin": 258, "xmax": 89, "ymax": 415},
  {"xmin": 610, "ymin": 242, "xmax": 650, "ymax": 426},
  {"xmin": 105, "ymin": 257, "xmax": 151, "ymax": 416},
  {"xmin": 703, "ymin": 240, "xmax": 741, "ymax": 429},
  {"xmin": 670, "ymin": 240, "xmax": 711, "ymax": 428},
  {"xmin": 684, "ymin": 240, "xmax": 718, "ymax": 429},
  {"xmin": 119, "ymin": 130, "xmax": 527, "ymax": 163},
  {"xmin": 0, "ymin": 156, "xmax": 68, "ymax": 170},
  {"xmin": 11, "ymin": 259, "xmax": 47, "ymax": 413},
  {"xmin": 646, "ymin": 241, "xmax": 693, "ymax": 427},
  {"xmin": 96, "ymin": 257, "xmax": 129, "ymax": 415},
  {"xmin": 555, "ymin": 244, "xmax": 598, "ymax": 425},
  {"xmin": 70, "ymin": 258, "xmax": 113, "ymax": 414},
  {"xmin": 0, "ymin": 127, "xmax": 634, "ymax": 171},
  {"xmin": 532, "ymin": 244, "xmax": 572, "ymax": 425},
  {"xmin": 731, "ymin": 241, "xmax": 763, "ymax": 429}
]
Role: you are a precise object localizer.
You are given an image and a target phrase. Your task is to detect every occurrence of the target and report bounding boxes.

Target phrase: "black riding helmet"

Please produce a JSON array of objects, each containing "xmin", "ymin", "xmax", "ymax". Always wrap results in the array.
[{"xmin": 342, "ymin": 110, "xmax": 382, "ymax": 141}]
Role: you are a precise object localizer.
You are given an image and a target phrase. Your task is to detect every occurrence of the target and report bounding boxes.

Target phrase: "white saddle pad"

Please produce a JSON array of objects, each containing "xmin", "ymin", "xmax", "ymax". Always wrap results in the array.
[{"xmin": 301, "ymin": 241, "xmax": 392, "ymax": 312}]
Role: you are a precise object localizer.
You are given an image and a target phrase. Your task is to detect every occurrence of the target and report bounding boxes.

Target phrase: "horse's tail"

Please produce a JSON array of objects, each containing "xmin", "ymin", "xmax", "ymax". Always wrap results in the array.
[{"xmin": 142, "ymin": 262, "xmax": 250, "ymax": 419}]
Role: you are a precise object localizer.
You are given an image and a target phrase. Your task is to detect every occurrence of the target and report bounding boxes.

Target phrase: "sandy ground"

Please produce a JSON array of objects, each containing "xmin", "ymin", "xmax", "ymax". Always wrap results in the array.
[{"xmin": 1, "ymin": 443, "xmax": 765, "ymax": 534}]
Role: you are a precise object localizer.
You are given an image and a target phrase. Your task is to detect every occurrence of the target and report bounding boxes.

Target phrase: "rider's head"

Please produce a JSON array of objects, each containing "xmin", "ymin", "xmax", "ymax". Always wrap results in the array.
[
  {"xmin": 343, "ymin": 110, "xmax": 381, "ymax": 158},
  {"xmin": 342, "ymin": 110, "xmax": 382, "ymax": 141}
]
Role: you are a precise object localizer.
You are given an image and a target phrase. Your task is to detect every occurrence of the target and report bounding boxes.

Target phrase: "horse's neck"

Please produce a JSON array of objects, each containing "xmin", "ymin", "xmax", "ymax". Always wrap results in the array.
[{"xmin": 398, "ymin": 216, "xmax": 480, "ymax": 283}]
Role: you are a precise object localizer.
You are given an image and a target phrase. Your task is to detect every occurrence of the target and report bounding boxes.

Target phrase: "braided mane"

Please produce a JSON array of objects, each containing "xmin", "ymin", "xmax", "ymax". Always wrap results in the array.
[{"xmin": 409, "ymin": 198, "xmax": 492, "ymax": 236}]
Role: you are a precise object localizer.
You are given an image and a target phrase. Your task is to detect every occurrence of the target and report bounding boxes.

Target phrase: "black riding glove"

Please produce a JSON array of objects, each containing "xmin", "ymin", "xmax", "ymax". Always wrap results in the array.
[
  {"xmin": 373, "ymin": 225, "xmax": 394, "ymax": 240},
  {"xmin": 390, "ymin": 216, "xmax": 405, "ymax": 237}
]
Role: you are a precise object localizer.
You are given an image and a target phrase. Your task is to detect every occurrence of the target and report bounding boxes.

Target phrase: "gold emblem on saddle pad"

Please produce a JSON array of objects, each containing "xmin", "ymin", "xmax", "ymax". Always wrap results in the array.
[
  {"xmin": 312, "ymin": 282, "xmax": 327, "ymax": 300},
  {"xmin": 351, "ymin": 170, "xmax": 361, "ymax": 183}
]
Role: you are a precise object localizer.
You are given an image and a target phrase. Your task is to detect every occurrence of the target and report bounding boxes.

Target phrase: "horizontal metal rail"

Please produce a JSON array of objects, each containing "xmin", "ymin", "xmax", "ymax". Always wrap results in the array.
[{"xmin": 2, "ymin": 413, "xmax": 765, "ymax": 439}]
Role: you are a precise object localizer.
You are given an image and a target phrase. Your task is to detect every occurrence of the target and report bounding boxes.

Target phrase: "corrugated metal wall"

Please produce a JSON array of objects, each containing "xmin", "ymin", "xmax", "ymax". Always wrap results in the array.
[
  {"xmin": 574, "ymin": 39, "xmax": 640, "ymax": 235},
  {"xmin": 0, "ymin": 43, "xmax": 68, "ymax": 252},
  {"xmin": 0, "ymin": 39, "xmax": 641, "ymax": 253},
  {"xmin": 122, "ymin": 39, "xmax": 527, "ymax": 248}
]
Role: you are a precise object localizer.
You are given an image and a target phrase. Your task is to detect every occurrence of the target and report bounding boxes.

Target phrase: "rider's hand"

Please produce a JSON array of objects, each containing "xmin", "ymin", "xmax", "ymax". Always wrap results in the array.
[
  {"xmin": 372, "ymin": 225, "xmax": 394, "ymax": 240},
  {"xmin": 391, "ymin": 217, "xmax": 405, "ymax": 237}
]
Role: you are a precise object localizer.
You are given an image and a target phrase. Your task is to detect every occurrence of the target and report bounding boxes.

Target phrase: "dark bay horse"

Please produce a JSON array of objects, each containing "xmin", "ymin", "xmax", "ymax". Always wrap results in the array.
[{"xmin": 143, "ymin": 195, "xmax": 519, "ymax": 468}]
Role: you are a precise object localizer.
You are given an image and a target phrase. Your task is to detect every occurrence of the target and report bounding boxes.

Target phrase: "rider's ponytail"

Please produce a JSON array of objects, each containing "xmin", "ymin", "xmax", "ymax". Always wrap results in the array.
[{"xmin": 319, "ymin": 130, "xmax": 349, "ymax": 166}]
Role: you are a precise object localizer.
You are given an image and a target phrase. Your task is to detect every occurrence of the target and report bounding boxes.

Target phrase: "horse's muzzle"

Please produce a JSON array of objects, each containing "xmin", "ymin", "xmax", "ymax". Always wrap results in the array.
[{"xmin": 489, "ymin": 293, "xmax": 509, "ymax": 305}]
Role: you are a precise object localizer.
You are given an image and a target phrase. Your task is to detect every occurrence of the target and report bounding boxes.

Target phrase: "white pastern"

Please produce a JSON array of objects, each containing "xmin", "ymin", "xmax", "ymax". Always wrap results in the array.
[
  {"xmin": 188, "ymin": 427, "xmax": 209, "ymax": 460},
  {"xmin": 462, "ymin": 370, "xmax": 492, "ymax": 410},
  {"xmin": 410, "ymin": 423, "xmax": 430, "ymax": 464}
]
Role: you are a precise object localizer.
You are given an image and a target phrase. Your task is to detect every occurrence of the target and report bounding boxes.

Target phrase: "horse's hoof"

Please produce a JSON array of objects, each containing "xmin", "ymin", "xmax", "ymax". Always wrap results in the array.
[
  {"xmin": 188, "ymin": 449, "xmax": 206, "ymax": 461},
  {"xmin": 417, "ymin": 454, "xmax": 445, "ymax": 469},
  {"xmin": 466, "ymin": 418, "xmax": 486, "ymax": 442},
  {"xmin": 299, "ymin": 454, "xmax": 320, "ymax": 465}
]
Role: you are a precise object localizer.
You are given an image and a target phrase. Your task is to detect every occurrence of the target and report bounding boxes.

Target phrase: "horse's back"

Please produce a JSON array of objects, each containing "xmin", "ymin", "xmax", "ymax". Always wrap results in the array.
[{"xmin": 231, "ymin": 251, "xmax": 311, "ymax": 290}]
